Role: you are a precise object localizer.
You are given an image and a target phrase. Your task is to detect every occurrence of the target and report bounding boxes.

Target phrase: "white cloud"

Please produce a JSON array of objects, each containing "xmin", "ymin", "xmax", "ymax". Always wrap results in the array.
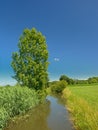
[{"xmin": 54, "ymin": 58, "xmax": 60, "ymax": 62}]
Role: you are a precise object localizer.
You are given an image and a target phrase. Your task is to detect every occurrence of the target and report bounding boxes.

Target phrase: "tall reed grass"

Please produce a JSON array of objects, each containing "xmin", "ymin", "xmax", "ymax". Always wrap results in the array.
[{"xmin": 0, "ymin": 86, "xmax": 39, "ymax": 130}]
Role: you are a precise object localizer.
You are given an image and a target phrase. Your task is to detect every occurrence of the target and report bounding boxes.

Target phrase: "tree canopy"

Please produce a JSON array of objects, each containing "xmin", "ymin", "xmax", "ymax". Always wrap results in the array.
[
  {"xmin": 59, "ymin": 75, "xmax": 74, "ymax": 84},
  {"xmin": 11, "ymin": 28, "xmax": 49, "ymax": 90}
]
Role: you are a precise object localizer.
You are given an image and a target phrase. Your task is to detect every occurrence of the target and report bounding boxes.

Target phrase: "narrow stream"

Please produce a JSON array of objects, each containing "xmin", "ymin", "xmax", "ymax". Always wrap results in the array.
[{"xmin": 5, "ymin": 95, "xmax": 74, "ymax": 130}]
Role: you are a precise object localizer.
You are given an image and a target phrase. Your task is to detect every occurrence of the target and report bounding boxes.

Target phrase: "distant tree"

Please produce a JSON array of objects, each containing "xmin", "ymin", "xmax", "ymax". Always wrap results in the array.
[
  {"xmin": 59, "ymin": 75, "xmax": 69, "ymax": 81},
  {"xmin": 75, "ymin": 79, "xmax": 88, "ymax": 84},
  {"xmin": 59, "ymin": 75, "xmax": 74, "ymax": 84},
  {"xmin": 11, "ymin": 28, "xmax": 49, "ymax": 90},
  {"xmin": 88, "ymin": 77, "xmax": 98, "ymax": 84}
]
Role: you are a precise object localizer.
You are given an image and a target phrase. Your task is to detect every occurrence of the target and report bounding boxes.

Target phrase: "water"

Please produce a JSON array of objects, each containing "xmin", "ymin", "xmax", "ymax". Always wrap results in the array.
[{"xmin": 5, "ymin": 95, "xmax": 74, "ymax": 130}]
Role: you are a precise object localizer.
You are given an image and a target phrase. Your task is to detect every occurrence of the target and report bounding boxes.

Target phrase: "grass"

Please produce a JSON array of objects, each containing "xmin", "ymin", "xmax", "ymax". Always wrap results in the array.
[
  {"xmin": 62, "ymin": 84, "xmax": 98, "ymax": 130},
  {"xmin": 0, "ymin": 85, "xmax": 40, "ymax": 130}
]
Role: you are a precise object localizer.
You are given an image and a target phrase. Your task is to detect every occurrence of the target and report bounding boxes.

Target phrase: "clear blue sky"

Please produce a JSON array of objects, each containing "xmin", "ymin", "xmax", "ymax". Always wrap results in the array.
[{"xmin": 0, "ymin": 0, "xmax": 98, "ymax": 85}]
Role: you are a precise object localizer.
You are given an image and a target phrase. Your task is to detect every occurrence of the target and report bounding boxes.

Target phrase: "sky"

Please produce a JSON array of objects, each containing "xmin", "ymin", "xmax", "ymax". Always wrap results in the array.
[{"xmin": 0, "ymin": 0, "xmax": 98, "ymax": 85}]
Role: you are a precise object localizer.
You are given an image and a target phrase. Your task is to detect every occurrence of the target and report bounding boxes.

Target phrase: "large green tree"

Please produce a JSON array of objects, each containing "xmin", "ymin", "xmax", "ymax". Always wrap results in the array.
[{"xmin": 11, "ymin": 28, "xmax": 49, "ymax": 90}]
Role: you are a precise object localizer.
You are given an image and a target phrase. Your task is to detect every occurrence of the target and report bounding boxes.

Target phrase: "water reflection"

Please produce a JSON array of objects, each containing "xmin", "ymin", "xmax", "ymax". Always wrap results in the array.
[
  {"xmin": 5, "ymin": 96, "xmax": 74, "ymax": 130},
  {"xmin": 5, "ymin": 100, "xmax": 51, "ymax": 130},
  {"xmin": 47, "ymin": 96, "xmax": 74, "ymax": 130},
  {"xmin": 49, "ymin": 93, "xmax": 66, "ymax": 105}
]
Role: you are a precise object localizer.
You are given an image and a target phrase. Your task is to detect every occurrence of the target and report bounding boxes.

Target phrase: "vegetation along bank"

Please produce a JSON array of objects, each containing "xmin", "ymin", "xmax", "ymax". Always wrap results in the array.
[
  {"xmin": 62, "ymin": 84, "xmax": 98, "ymax": 130},
  {"xmin": 0, "ymin": 86, "xmax": 40, "ymax": 130}
]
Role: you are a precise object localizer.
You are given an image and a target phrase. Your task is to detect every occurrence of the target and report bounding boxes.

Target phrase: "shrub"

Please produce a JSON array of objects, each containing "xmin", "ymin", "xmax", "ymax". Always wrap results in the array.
[{"xmin": 51, "ymin": 80, "xmax": 67, "ymax": 93}]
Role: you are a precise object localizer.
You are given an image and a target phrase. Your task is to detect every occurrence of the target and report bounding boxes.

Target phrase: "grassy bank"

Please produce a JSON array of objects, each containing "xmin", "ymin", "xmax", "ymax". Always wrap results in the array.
[
  {"xmin": 0, "ymin": 86, "xmax": 40, "ymax": 130},
  {"xmin": 63, "ymin": 85, "xmax": 98, "ymax": 130}
]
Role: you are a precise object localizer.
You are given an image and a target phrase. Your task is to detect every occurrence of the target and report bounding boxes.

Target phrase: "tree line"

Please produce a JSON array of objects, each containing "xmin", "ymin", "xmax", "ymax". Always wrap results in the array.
[{"xmin": 59, "ymin": 75, "xmax": 98, "ymax": 84}]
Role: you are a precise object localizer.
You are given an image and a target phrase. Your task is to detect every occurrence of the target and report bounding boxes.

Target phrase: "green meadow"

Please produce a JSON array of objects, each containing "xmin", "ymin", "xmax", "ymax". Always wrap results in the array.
[{"xmin": 63, "ymin": 84, "xmax": 98, "ymax": 130}]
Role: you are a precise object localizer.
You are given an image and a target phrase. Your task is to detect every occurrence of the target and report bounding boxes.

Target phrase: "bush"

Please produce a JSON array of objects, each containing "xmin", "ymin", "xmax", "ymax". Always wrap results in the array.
[
  {"xmin": 0, "ymin": 86, "xmax": 39, "ymax": 130},
  {"xmin": 51, "ymin": 80, "xmax": 67, "ymax": 93}
]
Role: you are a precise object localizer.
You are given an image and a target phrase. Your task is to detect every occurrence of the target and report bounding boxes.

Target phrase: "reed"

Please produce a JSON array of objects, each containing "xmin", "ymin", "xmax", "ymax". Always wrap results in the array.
[{"xmin": 0, "ymin": 86, "xmax": 39, "ymax": 130}]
